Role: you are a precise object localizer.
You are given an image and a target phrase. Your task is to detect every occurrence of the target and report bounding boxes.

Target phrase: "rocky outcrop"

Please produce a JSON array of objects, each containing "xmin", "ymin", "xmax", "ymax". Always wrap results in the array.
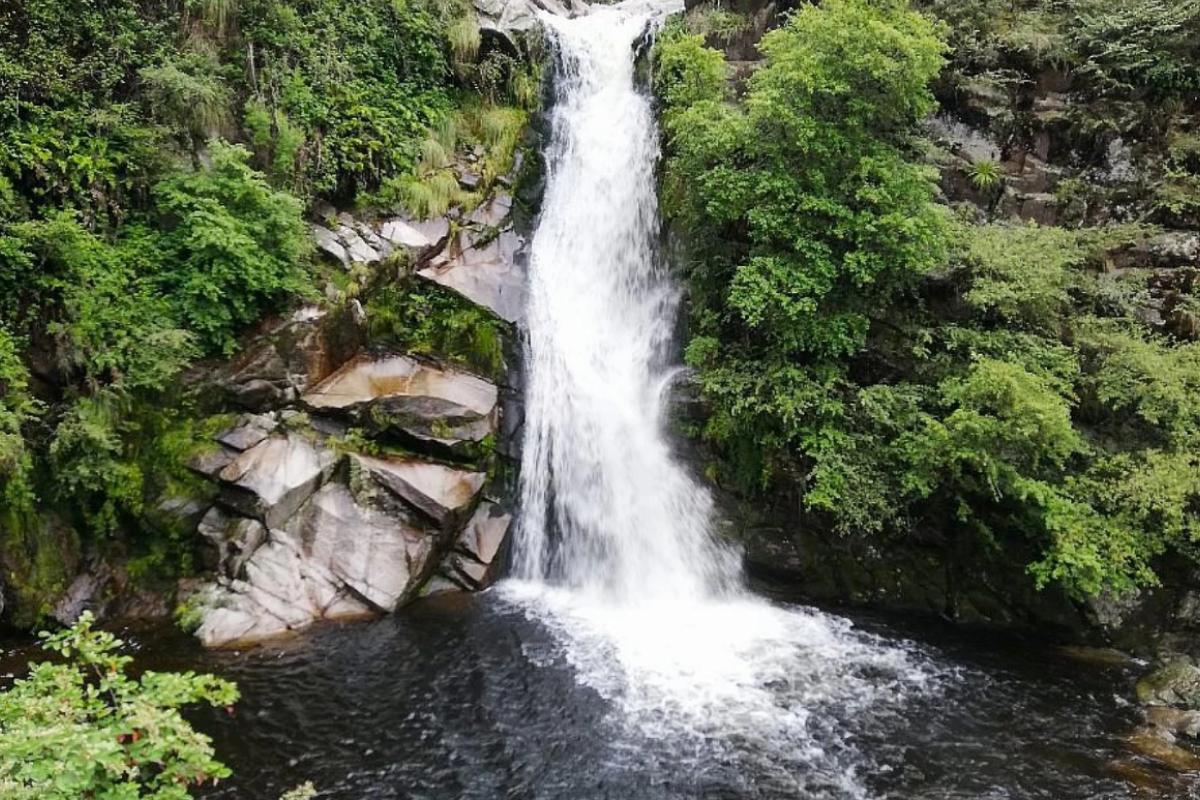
[
  {"xmin": 417, "ymin": 227, "xmax": 527, "ymax": 323},
  {"xmin": 205, "ymin": 304, "xmax": 367, "ymax": 412},
  {"xmin": 174, "ymin": 175, "xmax": 530, "ymax": 647},
  {"xmin": 474, "ymin": 0, "xmax": 585, "ymax": 51},
  {"xmin": 302, "ymin": 353, "xmax": 499, "ymax": 448},
  {"xmin": 182, "ymin": 398, "xmax": 511, "ymax": 646}
]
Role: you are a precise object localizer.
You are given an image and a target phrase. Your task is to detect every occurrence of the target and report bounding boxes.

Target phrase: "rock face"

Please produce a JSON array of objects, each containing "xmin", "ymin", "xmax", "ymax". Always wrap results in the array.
[
  {"xmin": 302, "ymin": 354, "xmax": 499, "ymax": 448},
  {"xmin": 150, "ymin": 151, "xmax": 526, "ymax": 647},
  {"xmin": 218, "ymin": 433, "xmax": 339, "ymax": 528},
  {"xmin": 206, "ymin": 304, "xmax": 367, "ymax": 412},
  {"xmin": 351, "ymin": 455, "xmax": 486, "ymax": 526},
  {"xmin": 474, "ymin": 0, "xmax": 584, "ymax": 49},
  {"xmin": 417, "ymin": 229, "xmax": 527, "ymax": 323}
]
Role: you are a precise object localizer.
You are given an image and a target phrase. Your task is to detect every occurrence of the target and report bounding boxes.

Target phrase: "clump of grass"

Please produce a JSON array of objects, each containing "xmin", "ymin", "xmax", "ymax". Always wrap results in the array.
[{"xmin": 447, "ymin": 15, "xmax": 482, "ymax": 67}]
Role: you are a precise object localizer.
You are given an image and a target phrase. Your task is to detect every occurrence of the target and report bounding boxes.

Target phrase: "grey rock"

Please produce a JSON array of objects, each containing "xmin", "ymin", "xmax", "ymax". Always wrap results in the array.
[
  {"xmin": 352, "ymin": 454, "xmax": 485, "ymax": 525},
  {"xmin": 218, "ymin": 433, "xmax": 339, "ymax": 528},
  {"xmin": 189, "ymin": 477, "xmax": 448, "ymax": 648},
  {"xmin": 466, "ymin": 193, "xmax": 513, "ymax": 228},
  {"xmin": 336, "ymin": 224, "xmax": 380, "ymax": 264},
  {"xmin": 418, "ymin": 229, "xmax": 526, "ymax": 323},
  {"xmin": 381, "ymin": 218, "xmax": 435, "ymax": 251},
  {"xmin": 186, "ymin": 445, "xmax": 242, "ymax": 480},
  {"xmin": 454, "ymin": 500, "xmax": 511, "ymax": 566},
  {"xmin": 207, "ymin": 303, "xmax": 367, "ymax": 411},
  {"xmin": 216, "ymin": 413, "xmax": 277, "ymax": 452},
  {"xmin": 302, "ymin": 354, "xmax": 498, "ymax": 447},
  {"xmin": 1137, "ymin": 658, "xmax": 1200, "ymax": 708},
  {"xmin": 197, "ymin": 506, "xmax": 268, "ymax": 579},
  {"xmin": 1146, "ymin": 706, "xmax": 1200, "ymax": 740},
  {"xmin": 52, "ymin": 570, "xmax": 107, "ymax": 625},
  {"xmin": 191, "ymin": 536, "xmax": 374, "ymax": 648},
  {"xmin": 287, "ymin": 482, "xmax": 436, "ymax": 611},
  {"xmin": 312, "ymin": 224, "xmax": 349, "ymax": 266}
]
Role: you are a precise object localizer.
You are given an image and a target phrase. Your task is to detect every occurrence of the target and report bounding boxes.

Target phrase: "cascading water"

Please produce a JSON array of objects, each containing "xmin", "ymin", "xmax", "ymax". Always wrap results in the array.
[
  {"xmin": 505, "ymin": 1, "xmax": 945, "ymax": 796},
  {"xmin": 515, "ymin": 0, "xmax": 736, "ymax": 602}
]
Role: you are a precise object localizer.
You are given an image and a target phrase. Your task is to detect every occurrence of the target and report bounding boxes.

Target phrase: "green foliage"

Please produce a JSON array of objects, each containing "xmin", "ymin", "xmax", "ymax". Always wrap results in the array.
[
  {"xmin": 660, "ymin": 1, "xmax": 1200, "ymax": 598},
  {"xmin": 367, "ymin": 278, "xmax": 506, "ymax": 377},
  {"xmin": 967, "ymin": 159, "xmax": 1002, "ymax": 191},
  {"xmin": 961, "ymin": 223, "xmax": 1085, "ymax": 330},
  {"xmin": 0, "ymin": 612, "xmax": 238, "ymax": 799},
  {"xmin": 153, "ymin": 141, "xmax": 311, "ymax": 354},
  {"xmin": 683, "ymin": 7, "xmax": 749, "ymax": 44}
]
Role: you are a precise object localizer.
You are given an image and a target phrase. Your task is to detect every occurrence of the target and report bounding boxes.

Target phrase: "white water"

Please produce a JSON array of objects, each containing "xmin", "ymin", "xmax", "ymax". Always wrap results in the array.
[{"xmin": 505, "ymin": 1, "xmax": 945, "ymax": 795}]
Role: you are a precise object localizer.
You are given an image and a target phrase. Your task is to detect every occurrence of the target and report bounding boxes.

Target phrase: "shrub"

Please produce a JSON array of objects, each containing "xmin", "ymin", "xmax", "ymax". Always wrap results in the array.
[{"xmin": 0, "ymin": 612, "xmax": 239, "ymax": 799}]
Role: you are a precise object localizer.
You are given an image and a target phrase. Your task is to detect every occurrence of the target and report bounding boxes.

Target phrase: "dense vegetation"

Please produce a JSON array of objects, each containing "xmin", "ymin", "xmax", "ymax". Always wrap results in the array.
[
  {"xmin": 0, "ymin": 0, "xmax": 534, "ymax": 625},
  {"xmin": 656, "ymin": 0, "xmax": 1200, "ymax": 598}
]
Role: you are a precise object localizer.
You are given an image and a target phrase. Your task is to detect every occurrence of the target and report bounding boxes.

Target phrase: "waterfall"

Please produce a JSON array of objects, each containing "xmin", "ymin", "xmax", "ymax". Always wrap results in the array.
[
  {"xmin": 515, "ymin": 0, "xmax": 736, "ymax": 601},
  {"xmin": 504, "ymin": 2, "xmax": 943, "ymax": 795}
]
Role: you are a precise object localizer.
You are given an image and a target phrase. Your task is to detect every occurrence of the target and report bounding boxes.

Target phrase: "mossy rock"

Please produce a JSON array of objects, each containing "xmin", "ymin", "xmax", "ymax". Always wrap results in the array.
[{"xmin": 1137, "ymin": 659, "xmax": 1200, "ymax": 708}]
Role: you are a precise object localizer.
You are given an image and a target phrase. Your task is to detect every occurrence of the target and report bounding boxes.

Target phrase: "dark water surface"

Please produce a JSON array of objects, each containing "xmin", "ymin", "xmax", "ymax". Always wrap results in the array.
[{"xmin": 5, "ymin": 590, "xmax": 1194, "ymax": 799}]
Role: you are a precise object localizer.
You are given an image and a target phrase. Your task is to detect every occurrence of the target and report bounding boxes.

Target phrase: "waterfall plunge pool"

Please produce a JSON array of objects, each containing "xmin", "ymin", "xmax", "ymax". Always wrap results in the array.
[{"xmin": 28, "ymin": 586, "xmax": 1187, "ymax": 800}]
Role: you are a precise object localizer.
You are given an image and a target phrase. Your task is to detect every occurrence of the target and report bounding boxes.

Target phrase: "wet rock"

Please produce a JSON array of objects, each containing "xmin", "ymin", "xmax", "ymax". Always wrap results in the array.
[
  {"xmin": 380, "ymin": 217, "xmax": 447, "ymax": 258},
  {"xmin": 312, "ymin": 224, "xmax": 349, "ymax": 266},
  {"xmin": 420, "ymin": 573, "xmax": 467, "ymax": 596},
  {"xmin": 1146, "ymin": 706, "xmax": 1200, "ymax": 740},
  {"xmin": 52, "ymin": 569, "xmax": 108, "ymax": 625},
  {"xmin": 1127, "ymin": 727, "xmax": 1200, "ymax": 772},
  {"xmin": 351, "ymin": 454, "xmax": 485, "ymax": 526},
  {"xmin": 444, "ymin": 501, "xmax": 511, "ymax": 589},
  {"xmin": 455, "ymin": 501, "xmax": 510, "ymax": 566},
  {"xmin": 302, "ymin": 354, "xmax": 498, "ymax": 447},
  {"xmin": 1138, "ymin": 659, "xmax": 1200, "ymax": 708},
  {"xmin": 1057, "ymin": 645, "xmax": 1139, "ymax": 669},
  {"xmin": 473, "ymin": 0, "xmax": 583, "ymax": 50},
  {"xmin": 217, "ymin": 433, "xmax": 339, "ymax": 528},
  {"xmin": 417, "ymin": 229, "xmax": 526, "ymax": 323}
]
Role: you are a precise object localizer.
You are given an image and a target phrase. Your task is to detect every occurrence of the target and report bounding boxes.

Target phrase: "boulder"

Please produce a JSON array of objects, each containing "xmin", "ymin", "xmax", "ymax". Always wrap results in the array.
[
  {"xmin": 302, "ymin": 354, "xmax": 499, "ymax": 447},
  {"xmin": 191, "ymin": 536, "xmax": 374, "ymax": 648},
  {"xmin": 351, "ymin": 454, "xmax": 485, "ymax": 526},
  {"xmin": 1146, "ymin": 706, "xmax": 1200, "ymax": 740},
  {"xmin": 1127, "ymin": 727, "xmax": 1200, "ymax": 772},
  {"xmin": 312, "ymin": 224, "xmax": 349, "ymax": 266},
  {"xmin": 473, "ymin": 0, "xmax": 583, "ymax": 49},
  {"xmin": 217, "ymin": 433, "xmax": 339, "ymax": 528},
  {"xmin": 336, "ymin": 223, "xmax": 381, "ymax": 264},
  {"xmin": 466, "ymin": 192, "xmax": 513, "ymax": 228},
  {"xmin": 455, "ymin": 500, "xmax": 510, "ymax": 566},
  {"xmin": 447, "ymin": 501, "xmax": 511, "ymax": 588},
  {"xmin": 1137, "ymin": 659, "xmax": 1200, "ymax": 708},
  {"xmin": 186, "ymin": 444, "xmax": 242, "ymax": 480},
  {"xmin": 215, "ymin": 413, "xmax": 277, "ymax": 452},
  {"xmin": 380, "ymin": 217, "xmax": 448, "ymax": 258},
  {"xmin": 287, "ymin": 482, "xmax": 436, "ymax": 610},
  {"xmin": 417, "ymin": 229, "xmax": 526, "ymax": 323}
]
